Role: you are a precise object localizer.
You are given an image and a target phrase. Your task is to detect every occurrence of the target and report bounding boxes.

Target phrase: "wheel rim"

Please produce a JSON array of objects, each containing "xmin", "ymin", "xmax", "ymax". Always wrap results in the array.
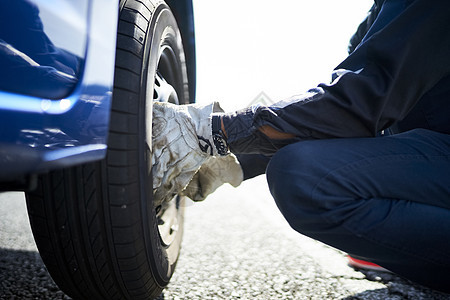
[{"xmin": 151, "ymin": 44, "xmax": 184, "ymax": 249}]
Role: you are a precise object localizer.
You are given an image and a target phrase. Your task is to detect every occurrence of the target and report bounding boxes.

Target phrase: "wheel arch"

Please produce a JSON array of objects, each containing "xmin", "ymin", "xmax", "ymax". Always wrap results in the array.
[
  {"xmin": 160, "ymin": 0, "xmax": 196, "ymax": 103},
  {"xmin": 119, "ymin": 0, "xmax": 196, "ymax": 103}
]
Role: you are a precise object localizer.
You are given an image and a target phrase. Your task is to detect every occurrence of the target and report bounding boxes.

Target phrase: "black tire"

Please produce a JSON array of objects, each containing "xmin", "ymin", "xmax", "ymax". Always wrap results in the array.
[{"xmin": 25, "ymin": 1, "xmax": 189, "ymax": 299}]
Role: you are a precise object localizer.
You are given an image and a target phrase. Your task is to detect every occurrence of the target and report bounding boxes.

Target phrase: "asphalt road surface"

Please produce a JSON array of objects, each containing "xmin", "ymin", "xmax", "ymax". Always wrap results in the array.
[{"xmin": 1, "ymin": 176, "xmax": 450, "ymax": 299}]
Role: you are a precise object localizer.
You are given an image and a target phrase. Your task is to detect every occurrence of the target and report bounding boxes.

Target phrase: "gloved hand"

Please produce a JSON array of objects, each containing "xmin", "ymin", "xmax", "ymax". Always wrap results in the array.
[
  {"xmin": 181, "ymin": 154, "xmax": 243, "ymax": 201},
  {"xmin": 151, "ymin": 101, "xmax": 224, "ymax": 206}
]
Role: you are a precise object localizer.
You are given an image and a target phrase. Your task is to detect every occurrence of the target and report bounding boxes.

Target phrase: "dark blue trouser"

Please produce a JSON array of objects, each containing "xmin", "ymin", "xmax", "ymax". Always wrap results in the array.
[{"xmin": 263, "ymin": 129, "xmax": 450, "ymax": 292}]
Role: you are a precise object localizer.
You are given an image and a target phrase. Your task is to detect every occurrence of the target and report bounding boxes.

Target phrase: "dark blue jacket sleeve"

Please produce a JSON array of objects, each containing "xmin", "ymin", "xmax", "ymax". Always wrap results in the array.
[{"xmin": 222, "ymin": 0, "xmax": 450, "ymax": 155}]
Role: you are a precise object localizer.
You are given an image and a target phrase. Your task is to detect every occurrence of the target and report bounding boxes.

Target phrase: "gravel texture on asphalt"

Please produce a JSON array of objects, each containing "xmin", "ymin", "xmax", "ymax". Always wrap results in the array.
[
  {"xmin": 1, "ymin": 178, "xmax": 450, "ymax": 299},
  {"xmin": 0, "ymin": 192, "xmax": 70, "ymax": 299}
]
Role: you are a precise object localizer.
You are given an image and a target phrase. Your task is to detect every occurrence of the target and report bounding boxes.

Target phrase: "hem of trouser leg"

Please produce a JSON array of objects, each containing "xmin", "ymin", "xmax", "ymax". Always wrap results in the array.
[{"xmin": 318, "ymin": 209, "xmax": 448, "ymax": 268}]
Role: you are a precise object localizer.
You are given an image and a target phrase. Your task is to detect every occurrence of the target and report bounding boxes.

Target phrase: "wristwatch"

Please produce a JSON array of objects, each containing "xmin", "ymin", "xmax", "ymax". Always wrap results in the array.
[{"xmin": 211, "ymin": 114, "xmax": 229, "ymax": 156}]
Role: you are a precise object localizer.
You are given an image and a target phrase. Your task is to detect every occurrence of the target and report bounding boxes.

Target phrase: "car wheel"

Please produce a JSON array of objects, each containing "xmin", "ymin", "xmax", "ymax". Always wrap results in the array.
[{"xmin": 25, "ymin": 0, "xmax": 189, "ymax": 299}]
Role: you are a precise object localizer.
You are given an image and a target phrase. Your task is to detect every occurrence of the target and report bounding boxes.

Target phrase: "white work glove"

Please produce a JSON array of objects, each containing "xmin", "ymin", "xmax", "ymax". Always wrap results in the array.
[
  {"xmin": 181, "ymin": 154, "xmax": 243, "ymax": 201},
  {"xmin": 152, "ymin": 101, "xmax": 224, "ymax": 206}
]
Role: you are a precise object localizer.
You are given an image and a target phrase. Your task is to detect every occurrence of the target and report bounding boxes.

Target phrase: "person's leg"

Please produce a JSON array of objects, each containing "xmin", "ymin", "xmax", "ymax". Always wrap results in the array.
[{"xmin": 266, "ymin": 129, "xmax": 450, "ymax": 292}]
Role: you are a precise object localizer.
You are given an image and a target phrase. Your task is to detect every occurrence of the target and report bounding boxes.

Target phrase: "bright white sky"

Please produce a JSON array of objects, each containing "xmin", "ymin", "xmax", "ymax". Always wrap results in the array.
[{"xmin": 193, "ymin": 0, "xmax": 373, "ymax": 111}]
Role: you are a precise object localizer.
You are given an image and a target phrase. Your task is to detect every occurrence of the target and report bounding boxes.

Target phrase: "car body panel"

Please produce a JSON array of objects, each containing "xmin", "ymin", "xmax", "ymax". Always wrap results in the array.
[
  {"xmin": 0, "ymin": 0, "xmax": 196, "ymax": 186},
  {"xmin": 0, "ymin": 0, "xmax": 118, "ymax": 182},
  {"xmin": 166, "ymin": 0, "xmax": 196, "ymax": 102},
  {"xmin": 0, "ymin": 0, "xmax": 88, "ymax": 99}
]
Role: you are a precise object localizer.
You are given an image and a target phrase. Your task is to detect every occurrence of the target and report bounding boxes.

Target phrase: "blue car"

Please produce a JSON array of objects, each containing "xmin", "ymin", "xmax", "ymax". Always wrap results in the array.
[{"xmin": 0, "ymin": 0, "xmax": 196, "ymax": 298}]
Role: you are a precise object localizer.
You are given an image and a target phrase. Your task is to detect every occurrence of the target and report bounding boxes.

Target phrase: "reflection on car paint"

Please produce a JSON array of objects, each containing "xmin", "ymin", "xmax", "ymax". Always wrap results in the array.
[
  {"xmin": 0, "ymin": 0, "xmax": 118, "ymax": 180},
  {"xmin": 0, "ymin": 0, "xmax": 87, "ymax": 99},
  {"xmin": 19, "ymin": 128, "xmax": 80, "ymax": 149}
]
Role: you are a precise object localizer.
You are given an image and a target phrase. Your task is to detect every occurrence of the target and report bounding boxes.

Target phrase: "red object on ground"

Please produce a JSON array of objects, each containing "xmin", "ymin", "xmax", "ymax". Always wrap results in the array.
[{"xmin": 347, "ymin": 255, "xmax": 391, "ymax": 272}]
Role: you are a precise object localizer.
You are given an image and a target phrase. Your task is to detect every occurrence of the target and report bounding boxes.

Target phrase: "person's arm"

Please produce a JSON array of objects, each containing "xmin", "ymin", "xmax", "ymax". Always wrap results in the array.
[
  {"xmin": 219, "ymin": 117, "xmax": 294, "ymax": 140},
  {"xmin": 221, "ymin": 0, "xmax": 450, "ymax": 155}
]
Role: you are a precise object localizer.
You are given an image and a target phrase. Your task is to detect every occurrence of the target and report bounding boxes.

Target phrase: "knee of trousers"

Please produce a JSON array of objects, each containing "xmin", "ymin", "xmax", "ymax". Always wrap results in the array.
[{"xmin": 266, "ymin": 142, "xmax": 331, "ymax": 234}]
